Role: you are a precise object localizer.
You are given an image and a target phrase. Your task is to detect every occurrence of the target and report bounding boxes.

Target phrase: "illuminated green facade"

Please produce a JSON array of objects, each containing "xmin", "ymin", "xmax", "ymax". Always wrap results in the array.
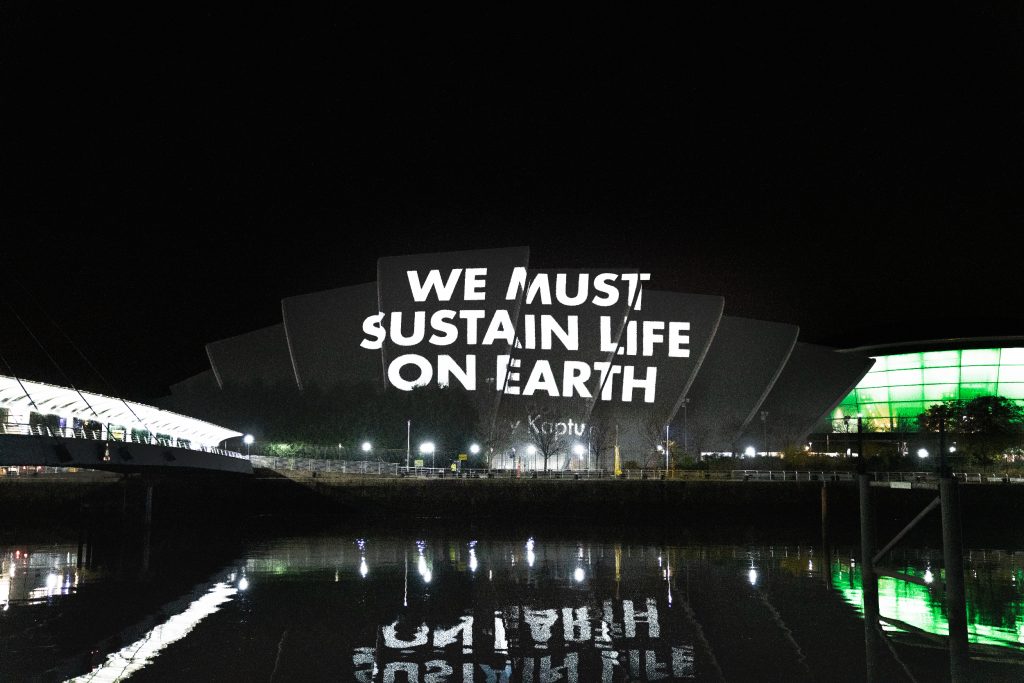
[{"xmin": 832, "ymin": 347, "xmax": 1024, "ymax": 431}]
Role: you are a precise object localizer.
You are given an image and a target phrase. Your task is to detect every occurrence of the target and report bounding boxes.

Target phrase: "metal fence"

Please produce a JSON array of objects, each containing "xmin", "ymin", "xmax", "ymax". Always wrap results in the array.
[
  {"xmin": 729, "ymin": 470, "xmax": 1024, "ymax": 484},
  {"xmin": 250, "ymin": 455, "xmax": 399, "ymax": 476},
  {"xmin": 246, "ymin": 455, "xmax": 1024, "ymax": 485}
]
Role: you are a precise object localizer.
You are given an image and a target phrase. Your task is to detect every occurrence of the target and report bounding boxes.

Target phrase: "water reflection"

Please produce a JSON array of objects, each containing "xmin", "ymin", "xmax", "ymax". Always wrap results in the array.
[
  {"xmin": 66, "ymin": 580, "xmax": 239, "ymax": 683},
  {"xmin": 2, "ymin": 534, "xmax": 1024, "ymax": 680},
  {"xmin": 1, "ymin": 547, "xmax": 80, "ymax": 607},
  {"xmin": 834, "ymin": 550, "xmax": 1024, "ymax": 650}
]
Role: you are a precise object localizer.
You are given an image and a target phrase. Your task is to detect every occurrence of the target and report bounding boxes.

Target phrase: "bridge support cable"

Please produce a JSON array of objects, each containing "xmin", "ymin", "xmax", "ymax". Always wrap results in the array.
[
  {"xmin": 4, "ymin": 273, "xmax": 160, "ymax": 435},
  {"xmin": 1, "ymin": 295, "xmax": 104, "ymax": 426}
]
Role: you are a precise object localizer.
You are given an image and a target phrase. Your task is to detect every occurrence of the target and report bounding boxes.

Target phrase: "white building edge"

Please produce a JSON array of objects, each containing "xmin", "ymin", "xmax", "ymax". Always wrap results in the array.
[{"xmin": 0, "ymin": 374, "xmax": 240, "ymax": 450}]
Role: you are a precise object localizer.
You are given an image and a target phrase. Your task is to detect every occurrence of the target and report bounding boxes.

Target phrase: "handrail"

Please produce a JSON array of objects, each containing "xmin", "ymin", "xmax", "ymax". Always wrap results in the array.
[
  {"xmin": 0, "ymin": 421, "xmax": 246, "ymax": 460},
  {"xmin": 728, "ymin": 469, "xmax": 1020, "ymax": 484},
  {"xmin": 233, "ymin": 458, "xmax": 1024, "ymax": 483}
]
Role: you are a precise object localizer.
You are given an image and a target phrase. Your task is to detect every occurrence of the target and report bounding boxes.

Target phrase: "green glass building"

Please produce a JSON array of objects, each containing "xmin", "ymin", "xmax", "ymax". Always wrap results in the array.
[{"xmin": 832, "ymin": 344, "xmax": 1024, "ymax": 431}]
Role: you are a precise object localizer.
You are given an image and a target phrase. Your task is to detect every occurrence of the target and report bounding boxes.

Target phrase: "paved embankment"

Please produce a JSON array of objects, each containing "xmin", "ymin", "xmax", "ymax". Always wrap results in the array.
[{"xmin": 3, "ymin": 472, "xmax": 1024, "ymax": 545}]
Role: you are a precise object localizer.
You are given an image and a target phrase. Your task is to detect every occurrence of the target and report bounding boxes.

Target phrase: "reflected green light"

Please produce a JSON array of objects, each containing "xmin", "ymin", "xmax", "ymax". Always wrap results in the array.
[{"xmin": 833, "ymin": 562, "xmax": 1024, "ymax": 650}]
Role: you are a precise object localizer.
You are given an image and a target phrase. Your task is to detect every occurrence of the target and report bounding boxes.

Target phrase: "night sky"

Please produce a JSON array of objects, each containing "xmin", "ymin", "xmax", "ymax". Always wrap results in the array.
[{"xmin": 3, "ymin": 8, "xmax": 1022, "ymax": 400}]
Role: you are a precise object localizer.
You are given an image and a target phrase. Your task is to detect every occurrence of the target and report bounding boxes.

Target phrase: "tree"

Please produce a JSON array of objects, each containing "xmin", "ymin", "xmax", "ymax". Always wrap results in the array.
[
  {"xmin": 917, "ymin": 396, "xmax": 1024, "ymax": 466},
  {"xmin": 917, "ymin": 400, "xmax": 967, "ymax": 434},
  {"xmin": 523, "ymin": 404, "xmax": 567, "ymax": 471}
]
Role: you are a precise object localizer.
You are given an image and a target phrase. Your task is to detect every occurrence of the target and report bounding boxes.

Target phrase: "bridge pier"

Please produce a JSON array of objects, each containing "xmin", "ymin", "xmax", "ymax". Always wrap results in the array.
[
  {"xmin": 941, "ymin": 474, "xmax": 970, "ymax": 679},
  {"xmin": 141, "ymin": 482, "xmax": 153, "ymax": 573},
  {"xmin": 77, "ymin": 503, "xmax": 86, "ymax": 569},
  {"xmin": 859, "ymin": 470, "xmax": 883, "ymax": 682}
]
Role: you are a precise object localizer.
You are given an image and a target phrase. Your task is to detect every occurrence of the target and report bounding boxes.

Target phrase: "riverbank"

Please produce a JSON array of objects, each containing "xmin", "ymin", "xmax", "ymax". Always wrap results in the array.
[{"xmin": 4, "ymin": 472, "xmax": 1024, "ymax": 547}]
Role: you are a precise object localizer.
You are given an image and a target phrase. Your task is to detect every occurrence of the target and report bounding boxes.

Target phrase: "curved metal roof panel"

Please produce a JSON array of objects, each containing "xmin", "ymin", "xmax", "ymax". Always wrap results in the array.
[{"xmin": 0, "ymin": 375, "xmax": 241, "ymax": 447}]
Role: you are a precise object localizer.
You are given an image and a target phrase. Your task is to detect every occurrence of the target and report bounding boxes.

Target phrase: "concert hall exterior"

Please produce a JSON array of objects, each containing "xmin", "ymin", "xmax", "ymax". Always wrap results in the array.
[{"xmin": 164, "ymin": 248, "xmax": 1023, "ymax": 466}]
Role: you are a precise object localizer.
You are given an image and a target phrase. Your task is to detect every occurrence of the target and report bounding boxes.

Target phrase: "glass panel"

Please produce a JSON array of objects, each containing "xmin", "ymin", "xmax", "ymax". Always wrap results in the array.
[
  {"xmin": 923, "ymin": 367, "xmax": 959, "ymax": 384},
  {"xmin": 890, "ymin": 385, "xmax": 923, "ymax": 402},
  {"xmin": 996, "ymin": 382, "xmax": 1024, "ymax": 400},
  {"xmin": 922, "ymin": 350, "xmax": 960, "ymax": 368},
  {"xmin": 856, "ymin": 371, "xmax": 889, "ymax": 388},
  {"xmin": 961, "ymin": 366, "xmax": 998, "ymax": 383},
  {"xmin": 892, "ymin": 401, "xmax": 925, "ymax": 418},
  {"xmin": 886, "ymin": 353, "xmax": 922, "ymax": 370},
  {"xmin": 998, "ymin": 366, "xmax": 1024, "ymax": 383},
  {"xmin": 887, "ymin": 369, "xmax": 923, "ymax": 386},
  {"xmin": 923, "ymin": 384, "xmax": 958, "ymax": 401},
  {"xmin": 999, "ymin": 347, "xmax": 1024, "ymax": 365},
  {"xmin": 856, "ymin": 387, "xmax": 889, "ymax": 404},
  {"xmin": 961, "ymin": 348, "xmax": 1000, "ymax": 366},
  {"xmin": 862, "ymin": 403, "xmax": 890, "ymax": 420},
  {"xmin": 960, "ymin": 383, "xmax": 996, "ymax": 399}
]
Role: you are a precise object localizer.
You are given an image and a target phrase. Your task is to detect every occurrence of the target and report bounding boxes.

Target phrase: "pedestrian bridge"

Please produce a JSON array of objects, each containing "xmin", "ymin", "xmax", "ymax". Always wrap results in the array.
[{"xmin": 0, "ymin": 375, "xmax": 251, "ymax": 475}]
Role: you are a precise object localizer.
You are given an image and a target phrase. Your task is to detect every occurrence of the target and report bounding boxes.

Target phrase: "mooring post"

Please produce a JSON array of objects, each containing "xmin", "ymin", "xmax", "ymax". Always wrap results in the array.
[
  {"xmin": 141, "ymin": 482, "xmax": 154, "ymax": 574},
  {"xmin": 821, "ymin": 480, "xmax": 832, "ymax": 589},
  {"xmin": 939, "ymin": 415, "xmax": 970, "ymax": 680},
  {"xmin": 857, "ymin": 417, "xmax": 882, "ymax": 681},
  {"xmin": 144, "ymin": 482, "xmax": 153, "ymax": 527},
  {"xmin": 76, "ymin": 501, "xmax": 85, "ymax": 569}
]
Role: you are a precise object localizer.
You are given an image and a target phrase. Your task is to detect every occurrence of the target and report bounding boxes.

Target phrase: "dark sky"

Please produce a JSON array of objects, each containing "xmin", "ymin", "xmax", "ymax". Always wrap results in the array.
[{"xmin": 2, "ymin": 7, "xmax": 1022, "ymax": 400}]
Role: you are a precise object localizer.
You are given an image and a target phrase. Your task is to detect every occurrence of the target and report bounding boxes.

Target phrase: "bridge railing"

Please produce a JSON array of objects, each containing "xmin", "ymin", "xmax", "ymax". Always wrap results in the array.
[{"xmin": 0, "ymin": 421, "xmax": 246, "ymax": 460}]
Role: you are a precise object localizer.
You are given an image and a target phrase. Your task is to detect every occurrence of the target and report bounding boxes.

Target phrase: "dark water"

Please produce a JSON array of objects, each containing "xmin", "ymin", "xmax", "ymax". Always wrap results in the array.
[{"xmin": 2, "ymin": 523, "xmax": 1024, "ymax": 682}]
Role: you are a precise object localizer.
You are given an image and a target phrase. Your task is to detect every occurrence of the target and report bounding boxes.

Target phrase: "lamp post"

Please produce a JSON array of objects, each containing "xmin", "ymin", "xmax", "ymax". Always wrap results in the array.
[
  {"xmin": 406, "ymin": 420, "xmax": 411, "ymax": 469},
  {"xmin": 573, "ymin": 443, "xmax": 585, "ymax": 471},
  {"xmin": 842, "ymin": 414, "xmax": 851, "ymax": 459},
  {"xmin": 760, "ymin": 411, "xmax": 769, "ymax": 457},
  {"xmin": 243, "ymin": 434, "xmax": 254, "ymax": 457},
  {"xmin": 664, "ymin": 424, "xmax": 670, "ymax": 473},
  {"xmin": 681, "ymin": 396, "xmax": 690, "ymax": 455}
]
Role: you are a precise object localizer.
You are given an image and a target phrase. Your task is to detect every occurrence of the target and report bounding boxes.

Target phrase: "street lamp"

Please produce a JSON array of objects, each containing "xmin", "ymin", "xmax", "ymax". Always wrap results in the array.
[
  {"xmin": 573, "ymin": 443, "xmax": 585, "ymax": 470},
  {"xmin": 361, "ymin": 441, "xmax": 372, "ymax": 455},
  {"xmin": 760, "ymin": 411, "xmax": 769, "ymax": 457},
  {"xmin": 419, "ymin": 441, "xmax": 436, "ymax": 468},
  {"xmin": 681, "ymin": 396, "xmax": 690, "ymax": 455},
  {"xmin": 664, "ymin": 423, "xmax": 670, "ymax": 472},
  {"xmin": 526, "ymin": 445, "xmax": 537, "ymax": 471},
  {"xmin": 243, "ymin": 434, "xmax": 254, "ymax": 456}
]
